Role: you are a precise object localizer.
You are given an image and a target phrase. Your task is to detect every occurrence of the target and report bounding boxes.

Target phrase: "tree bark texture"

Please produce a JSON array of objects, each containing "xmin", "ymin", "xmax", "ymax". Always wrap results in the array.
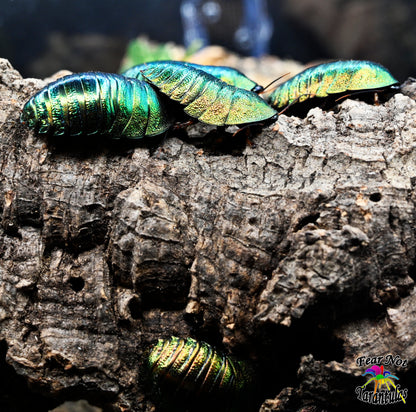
[{"xmin": 0, "ymin": 58, "xmax": 416, "ymax": 411}]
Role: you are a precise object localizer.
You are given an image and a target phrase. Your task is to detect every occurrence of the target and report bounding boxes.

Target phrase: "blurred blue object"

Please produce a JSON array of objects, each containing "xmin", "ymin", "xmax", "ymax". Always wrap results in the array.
[
  {"xmin": 180, "ymin": 0, "xmax": 210, "ymax": 49},
  {"xmin": 180, "ymin": 0, "xmax": 273, "ymax": 56},
  {"xmin": 236, "ymin": 0, "xmax": 273, "ymax": 56}
]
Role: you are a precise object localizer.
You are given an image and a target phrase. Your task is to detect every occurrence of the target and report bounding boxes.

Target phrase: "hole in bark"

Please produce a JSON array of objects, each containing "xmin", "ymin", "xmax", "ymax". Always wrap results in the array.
[
  {"xmin": 3, "ymin": 221, "xmax": 21, "ymax": 238},
  {"xmin": 128, "ymin": 296, "xmax": 142, "ymax": 319},
  {"xmin": 20, "ymin": 284, "xmax": 38, "ymax": 302},
  {"xmin": 349, "ymin": 237, "xmax": 362, "ymax": 247},
  {"xmin": 294, "ymin": 213, "xmax": 320, "ymax": 231},
  {"xmin": 309, "ymin": 170, "xmax": 316, "ymax": 184},
  {"xmin": 68, "ymin": 276, "xmax": 85, "ymax": 292},
  {"xmin": 136, "ymin": 265, "xmax": 191, "ymax": 310},
  {"xmin": 369, "ymin": 192, "xmax": 382, "ymax": 202}
]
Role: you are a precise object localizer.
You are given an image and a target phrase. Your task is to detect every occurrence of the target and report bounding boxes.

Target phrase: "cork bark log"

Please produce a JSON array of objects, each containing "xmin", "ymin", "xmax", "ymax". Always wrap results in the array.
[{"xmin": 0, "ymin": 58, "xmax": 415, "ymax": 411}]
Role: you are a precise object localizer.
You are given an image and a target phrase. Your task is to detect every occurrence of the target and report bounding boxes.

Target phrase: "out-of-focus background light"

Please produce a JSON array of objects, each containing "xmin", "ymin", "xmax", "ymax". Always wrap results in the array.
[{"xmin": 0, "ymin": 0, "xmax": 415, "ymax": 80}]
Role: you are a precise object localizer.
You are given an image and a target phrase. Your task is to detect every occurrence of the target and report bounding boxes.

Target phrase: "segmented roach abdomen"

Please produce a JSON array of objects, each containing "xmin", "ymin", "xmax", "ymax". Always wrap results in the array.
[
  {"xmin": 123, "ymin": 61, "xmax": 263, "ymax": 92},
  {"xmin": 145, "ymin": 336, "xmax": 253, "ymax": 412},
  {"xmin": 20, "ymin": 72, "xmax": 172, "ymax": 139},
  {"xmin": 138, "ymin": 61, "xmax": 277, "ymax": 126},
  {"xmin": 268, "ymin": 60, "xmax": 399, "ymax": 110}
]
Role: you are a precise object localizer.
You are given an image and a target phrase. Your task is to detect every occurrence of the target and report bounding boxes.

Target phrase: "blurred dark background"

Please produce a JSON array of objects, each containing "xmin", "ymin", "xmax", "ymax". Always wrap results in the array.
[{"xmin": 1, "ymin": 0, "xmax": 415, "ymax": 80}]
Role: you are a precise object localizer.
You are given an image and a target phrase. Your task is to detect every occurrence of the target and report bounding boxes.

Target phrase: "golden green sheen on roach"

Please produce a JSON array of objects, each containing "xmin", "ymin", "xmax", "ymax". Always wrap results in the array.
[
  {"xmin": 145, "ymin": 336, "xmax": 253, "ymax": 412},
  {"xmin": 20, "ymin": 72, "xmax": 172, "ymax": 138},
  {"xmin": 122, "ymin": 61, "xmax": 264, "ymax": 92},
  {"xmin": 139, "ymin": 61, "xmax": 277, "ymax": 126},
  {"xmin": 268, "ymin": 60, "xmax": 399, "ymax": 110}
]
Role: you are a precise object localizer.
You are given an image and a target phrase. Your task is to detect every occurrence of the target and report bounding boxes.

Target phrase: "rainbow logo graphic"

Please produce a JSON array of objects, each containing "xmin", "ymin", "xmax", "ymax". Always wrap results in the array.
[{"xmin": 357, "ymin": 364, "xmax": 407, "ymax": 405}]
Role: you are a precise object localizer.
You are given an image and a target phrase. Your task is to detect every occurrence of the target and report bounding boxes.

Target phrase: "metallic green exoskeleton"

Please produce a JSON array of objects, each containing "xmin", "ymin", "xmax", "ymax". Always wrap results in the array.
[
  {"xmin": 21, "ymin": 72, "xmax": 172, "ymax": 138},
  {"xmin": 145, "ymin": 336, "xmax": 253, "ymax": 412},
  {"xmin": 137, "ymin": 61, "xmax": 277, "ymax": 126},
  {"xmin": 268, "ymin": 60, "xmax": 399, "ymax": 110},
  {"xmin": 122, "ymin": 61, "xmax": 264, "ymax": 92}
]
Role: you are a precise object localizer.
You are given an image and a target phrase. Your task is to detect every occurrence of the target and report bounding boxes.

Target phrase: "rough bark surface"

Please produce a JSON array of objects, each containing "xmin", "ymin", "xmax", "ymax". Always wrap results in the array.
[{"xmin": 0, "ymin": 58, "xmax": 415, "ymax": 411}]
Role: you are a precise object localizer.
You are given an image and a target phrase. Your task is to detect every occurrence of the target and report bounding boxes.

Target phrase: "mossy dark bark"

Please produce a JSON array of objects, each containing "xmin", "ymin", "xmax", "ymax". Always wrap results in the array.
[{"xmin": 0, "ymin": 58, "xmax": 415, "ymax": 411}]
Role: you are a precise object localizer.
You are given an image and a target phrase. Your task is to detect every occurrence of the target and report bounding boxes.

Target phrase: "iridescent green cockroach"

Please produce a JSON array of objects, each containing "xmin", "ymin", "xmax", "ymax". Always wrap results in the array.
[
  {"xmin": 122, "ymin": 60, "xmax": 264, "ymax": 92},
  {"xmin": 145, "ymin": 336, "xmax": 253, "ymax": 412},
  {"xmin": 20, "ymin": 72, "xmax": 172, "ymax": 138},
  {"xmin": 268, "ymin": 60, "xmax": 399, "ymax": 111},
  {"xmin": 138, "ymin": 61, "xmax": 277, "ymax": 126}
]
